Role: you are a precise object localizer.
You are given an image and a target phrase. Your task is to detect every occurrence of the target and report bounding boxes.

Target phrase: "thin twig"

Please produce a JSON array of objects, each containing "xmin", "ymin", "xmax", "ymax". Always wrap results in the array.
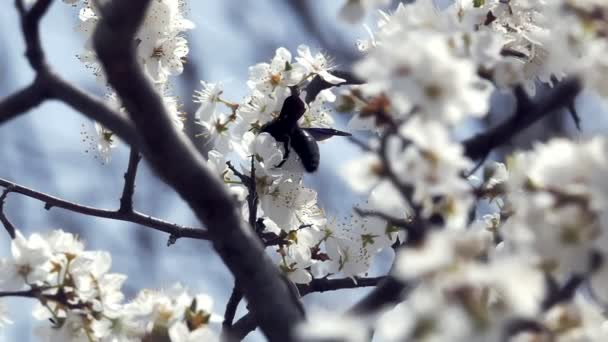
[
  {"xmin": 348, "ymin": 276, "xmax": 411, "ymax": 315},
  {"xmin": 298, "ymin": 276, "xmax": 385, "ymax": 296},
  {"xmin": 248, "ymin": 155, "xmax": 259, "ymax": 230},
  {"xmin": 0, "ymin": 177, "xmax": 209, "ymax": 241},
  {"xmin": 0, "ymin": 289, "xmax": 42, "ymax": 299},
  {"xmin": 354, "ymin": 208, "xmax": 411, "ymax": 230},
  {"xmin": 347, "ymin": 135, "xmax": 373, "ymax": 152},
  {"xmin": 0, "ymin": 187, "xmax": 17, "ymax": 239},
  {"xmin": 119, "ymin": 148, "xmax": 141, "ymax": 213},
  {"xmin": 229, "ymin": 313, "xmax": 258, "ymax": 341},
  {"xmin": 221, "ymin": 283, "xmax": 243, "ymax": 339}
]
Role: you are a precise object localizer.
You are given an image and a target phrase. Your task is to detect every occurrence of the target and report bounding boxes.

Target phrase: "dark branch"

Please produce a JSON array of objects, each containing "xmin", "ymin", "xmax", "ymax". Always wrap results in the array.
[
  {"xmin": 16, "ymin": 0, "xmax": 53, "ymax": 72},
  {"xmin": 3, "ymin": 0, "xmax": 140, "ymax": 147},
  {"xmin": 0, "ymin": 289, "xmax": 42, "ymax": 299},
  {"xmin": 119, "ymin": 148, "xmax": 141, "ymax": 213},
  {"xmin": 229, "ymin": 313, "xmax": 258, "ymax": 341},
  {"xmin": 248, "ymin": 156, "xmax": 259, "ymax": 230},
  {"xmin": 0, "ymin": 177, "xmax": 209, "ymax": 241},
  {"xmin": 230, "ymin": 276, "xmax": 389, "ymax": 339},
  {"xmin": 541, "ymin": 274, "xmax": 585, "ymax": 311},
  {"xmin": 305, "ymin": 70, "xmax": 364, "ymax": 104},
  {"xmin": 349, "ymin": 276, "xmax": 411, "ymax": 315},
  {"xmin": 354, "ymin": 208, "xmax": 412, "ymax": 230},
  {"xmin": 45, "ymin": 74, "xmax": 140, "ymax": 148},
  {"xmin": 0, "ymin": 187, "xmax": 17, "ymax": 239},
  {"xmin": 0, "ymin": 80, "xmax": 46, "ymax": 125},
  {"xmin": 221, "ymin": 283, "xmax": 243, "ymax": 339},
  {"xmin": 93, "ymin": 2, "xmax": 304, "ymax": 341},
  {"xmin": 462, "ymin": 77, "xmax": 582, "ymax": 160},
  {"xmin": 298, "ymin": 276, "xmax": 385, "ymax": 296}
]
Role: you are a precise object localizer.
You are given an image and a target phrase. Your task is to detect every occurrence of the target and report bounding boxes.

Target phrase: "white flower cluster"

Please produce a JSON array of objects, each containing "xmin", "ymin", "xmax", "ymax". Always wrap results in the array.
[
  {"xmin": 0, "ymin": 230, "xmax": 219, "ymax": 341},
  {"xmin": 302, "ymin": 1, "xmax": 608, "ymax": 341},
  {"xmin": 43, "ymin": 0, "xmax": 608, "ymax": 341},
  {"xmin": 194, "ymin": 45, "xmax": 406, "ymax": 284},
  {"xmin": 64, "ymin": 0, "xmax": 193, "ymax": 163}
]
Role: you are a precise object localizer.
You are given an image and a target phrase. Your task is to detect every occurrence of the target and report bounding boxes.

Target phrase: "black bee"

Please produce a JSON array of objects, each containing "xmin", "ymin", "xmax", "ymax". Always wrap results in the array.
[{"xmin": 260, "ymin": 88, "xmax": 351, "ymax": 172}]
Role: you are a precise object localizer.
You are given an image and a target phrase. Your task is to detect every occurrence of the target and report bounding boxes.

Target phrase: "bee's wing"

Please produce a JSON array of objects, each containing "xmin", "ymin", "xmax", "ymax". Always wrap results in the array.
[{"xmin": 301, "ymin": 127, "xmax": 352, "ymax": 141}]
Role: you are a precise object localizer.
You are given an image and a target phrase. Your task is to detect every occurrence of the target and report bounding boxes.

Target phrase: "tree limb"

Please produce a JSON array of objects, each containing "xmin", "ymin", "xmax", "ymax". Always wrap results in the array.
[
  {"xmin": 0, "ymin": 187, "xmax": 17, "ymax": 239},
  {"xmin": 298, "ymin": 276, "xmax": 385, "ymax": 296},
  {"xmin": 0, "ymin": 177, "xmax": 209, "ymax": 241},
  {"xmin": 92, "ymin": 2, "xmax": 304, "ymax": 341},
  {"xmin": 0, "ymin": 80, "xmax": 46, "ymax": 124},
  {"xmin": 229, "ymin": 313, "xmax": 258, "ymax": 341},
  {"xmin": 348, "ymin": 276, "xmax": 411, "ymax": 315},
  {"xmin": 221, "ymin": 283, "xmax": 243, "ymax": 339},
  {"xmin": 2, "ymin": 0, "xmax": 140, "ymax": 148},
  {"xmin": 119, "ymin": 148, "xmax": 141, "ymax": 213},
  {"xmin": 462, "ymin": 77, "xmax": 582, "ymax": 160}
]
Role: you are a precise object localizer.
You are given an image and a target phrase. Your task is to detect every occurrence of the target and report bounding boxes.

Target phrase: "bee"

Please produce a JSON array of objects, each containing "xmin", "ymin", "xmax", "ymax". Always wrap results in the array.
[{"xmin": 260, "ymin": 88, "xmax": 351, "ymax": 172}]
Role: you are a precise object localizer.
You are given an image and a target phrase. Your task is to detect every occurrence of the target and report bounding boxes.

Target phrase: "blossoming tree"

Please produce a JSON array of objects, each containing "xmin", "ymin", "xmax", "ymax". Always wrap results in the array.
[{"xmin": 0, "ymin": 0, "xmax": 606, "ymax": 341}]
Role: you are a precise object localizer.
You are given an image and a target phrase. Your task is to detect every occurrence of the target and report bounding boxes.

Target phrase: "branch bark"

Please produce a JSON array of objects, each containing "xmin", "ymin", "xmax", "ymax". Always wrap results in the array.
[
  {"xmin": 462, "ymin": 78, "xmax": 582, "ymax": 160},
  {"xmin": 0, "ymin": 188, "xmax": 17, "ymax": 239},
  {"xmin": 0, "ymin": 177, "xmax": 209, "ymax": 241},
  {"xmin": 119, "ymin": 148, "xmax": 141, "ymax": 213},
  {"xmin": 92, "ymin": 2, "xmax": 305, "ymax": 341}
]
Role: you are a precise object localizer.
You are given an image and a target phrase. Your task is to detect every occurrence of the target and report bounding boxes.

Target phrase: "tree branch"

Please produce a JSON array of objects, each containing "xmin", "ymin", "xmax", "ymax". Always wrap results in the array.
[
  {"xmin": 119, "ymin": 148, "xmax": 141, "ymax": 213},
  {"xmin": 16, "ymin": 0, "xmax": 53, "ymax": 72},
  {"xmin": 0, "ymin": 80, "xmax": 47, "ymax": 124},
  {"xmin": 462, "ymin": 77, "xmax": 582, "ymax": 160},
  {"xmin": 229, "ymin": 313, "xmax": 258, "ymax": 341},
  {"xmin": 221, "ymin": 283, "xmax": 243, "ymax": 338},
  {"xmin": 304, "ymin": 70, "xmax": 364, "ymax": 104},
  {"xmin": 0, "ymin": 187, "xmax": 17, "ymax": 239},
  {"xmin": 298, "ymin": 276, "xmax": 385, "ymax": 296},
  {"xmin": 0, "ymin": 177, "xmax": 209, "ymax": 241},
  {"xmin": 348, "ymin": 276, "xmax": 411, "ymax": 315},
  {"xmin": 92, "ymin": 2, "xmax": 304, "ymax": 341},
  {"xmin": 354, "ymin": 208, "xmax": 412, "ymax": 230},
  {"xmin": 229, "ymin": 276, "xmax": 389, "ymax": 339},
  {"xmin": 2, "ymin": 0, "xmax": 140, "ymax": 148}
]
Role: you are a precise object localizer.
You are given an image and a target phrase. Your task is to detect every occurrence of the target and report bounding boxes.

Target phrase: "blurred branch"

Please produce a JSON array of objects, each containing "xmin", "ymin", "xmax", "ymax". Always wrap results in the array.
[
  {"xmin": 348, "ymin": 276, "xmax": 411, "ymax": 315},
  {"xmin": 92, "ymin": 1, "xmax": 305, "ymax": 341},
  {"xmin": 541, "ymin": 274, "xmax": 585, "ymax": 311},
  {"xmin": 230, "ymin": 276, "xmax": 389, "ymax": 339},
  {"xmin": 0, "ymin": 187, "xmax": 17, "ymax": 239},
  {"xmin": 0, "ymin": 177, "xmax": 209, "ymax": 241},
  {"xmin": 15, "ymin": 0, "xmax": 53, "ymax": 72},
  {"xmin": 229, "ymin": 313, "xmax": 258, "ymax": 341},
  {"xmin": 221, "ymin": 283, "xmax": 243, "ymax": 339},
  {"xmin": 119, "ymin": 148, "xmax": 141, "ymax": 213},
  {"xmin": 304, "ymin": 70, "xmax": 364, "ymax": 104},
  {"xmin": 298, "ymin": 276, "xmax": 385, "ymax": 296},
  {"xmin": 354, "ymin": 208, "xmax": 412, "ymax": 230},
  {"xmin": 462, "ymin": 77, "xmax": 582, "ymax": 160}
]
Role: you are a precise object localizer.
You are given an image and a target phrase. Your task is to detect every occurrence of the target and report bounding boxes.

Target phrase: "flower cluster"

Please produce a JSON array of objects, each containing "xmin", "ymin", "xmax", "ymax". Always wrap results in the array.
[
  {"xmin": 40, "ymin": 0, "xmax": 608, "ymax": 341},
  {"xmin": 65, "ymin": 0, "xmax": 193, "ymax": 163},
  {"xmin": 0, "ymin": 230, "xmax": 219, "ymax": 341},
  {"xmin": 193, "ymin": 44, "xmax": 406, "ymax": 283},
  {"xmin": 299, "ymin": 0, "xmax": 608, "ymax": 341}
]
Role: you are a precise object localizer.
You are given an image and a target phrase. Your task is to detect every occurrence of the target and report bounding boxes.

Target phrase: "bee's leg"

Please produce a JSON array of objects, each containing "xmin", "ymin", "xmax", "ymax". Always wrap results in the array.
[{"xmin": 275, "ymin": 136, "xmax": 291, "ymax": 168}]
